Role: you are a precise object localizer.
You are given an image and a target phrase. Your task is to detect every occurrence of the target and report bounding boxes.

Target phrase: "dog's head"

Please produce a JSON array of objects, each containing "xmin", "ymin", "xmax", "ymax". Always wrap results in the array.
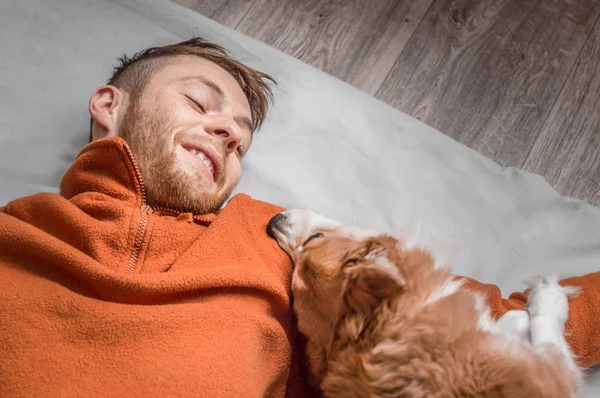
[{"xmin": 267, "ymin": 209, "xmax": 408, "ymax": 387}]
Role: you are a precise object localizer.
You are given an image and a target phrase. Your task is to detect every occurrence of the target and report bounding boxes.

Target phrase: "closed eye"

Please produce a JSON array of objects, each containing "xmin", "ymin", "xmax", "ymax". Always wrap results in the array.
[
  {"xmin": 186, "ymin": 95, "xmax": 206, "ymax": 113},
  {"xmin": 302, "ymin": 232, "xmax": 323, "ymax": 247}
]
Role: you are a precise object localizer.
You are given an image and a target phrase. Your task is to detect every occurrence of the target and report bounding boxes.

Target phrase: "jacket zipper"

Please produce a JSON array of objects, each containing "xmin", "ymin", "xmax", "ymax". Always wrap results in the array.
[
  {"xmin": 123, "ymin": 144, "xmax": 150, "ymax": 275},
  {"xmin": 121, "ymin": 144, "xmax": 212, "ymax": 274},
  {"xmin": 125, "ymin": 204, "xmax": 153, "ymax": 274}
]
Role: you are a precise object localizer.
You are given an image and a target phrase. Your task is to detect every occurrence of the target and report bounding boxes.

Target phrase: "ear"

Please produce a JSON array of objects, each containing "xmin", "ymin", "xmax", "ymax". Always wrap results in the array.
[
  {"xmin": 89, "ymin": 85, "xmax": 126, "ymax": 141},
  {"xmin": 339, "ymin": 255, "xmax": 405, "ymax": 341},
  {"xmin": 343, "ymin": 257, "xmax": 405, "ymax": 311}
]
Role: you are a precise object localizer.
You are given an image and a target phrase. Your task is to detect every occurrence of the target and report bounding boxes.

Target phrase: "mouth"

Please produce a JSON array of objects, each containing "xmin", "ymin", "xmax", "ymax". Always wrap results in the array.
[{"xmin": 180, "ymin": 142, "xmax": 223, "ymax": 182}]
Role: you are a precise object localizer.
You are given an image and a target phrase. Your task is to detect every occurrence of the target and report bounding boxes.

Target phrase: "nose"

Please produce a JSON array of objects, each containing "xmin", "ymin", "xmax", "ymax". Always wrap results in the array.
[
  {"xmin": 267, "ymin": 213, "xmax": 287, "ymax": 238},
  {"xmin": 206, "ymin": 117, "xmax": 241, "ymax": 155}
]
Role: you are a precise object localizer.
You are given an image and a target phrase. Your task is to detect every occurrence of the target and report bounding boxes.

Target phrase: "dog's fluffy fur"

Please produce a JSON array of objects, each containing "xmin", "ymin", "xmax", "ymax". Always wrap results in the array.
[{"xmin": 268, "ymin": 210, "xmax": 582, "ymax": 398}]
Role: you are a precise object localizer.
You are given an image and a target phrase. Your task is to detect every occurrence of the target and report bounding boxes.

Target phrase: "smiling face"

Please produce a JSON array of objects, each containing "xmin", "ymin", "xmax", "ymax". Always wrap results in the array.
[
  {"xmin": 117, "ymin": 56, "xmax": 253, "ymax": 213},
  {"xmin": 89, "ymin": 54, "xmax": 255, "ymax": 214}
]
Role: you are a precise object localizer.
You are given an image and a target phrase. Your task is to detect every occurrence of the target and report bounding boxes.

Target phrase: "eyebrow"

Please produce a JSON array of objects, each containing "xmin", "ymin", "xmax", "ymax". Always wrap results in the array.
[{"xmin": 182, "ymin": 76, "xmax": 254, "ymax": 134}]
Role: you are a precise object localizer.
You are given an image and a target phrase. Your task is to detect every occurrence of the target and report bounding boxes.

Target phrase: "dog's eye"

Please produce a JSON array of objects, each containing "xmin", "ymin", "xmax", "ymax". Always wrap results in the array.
[{"xmin": 303, "ymin": 232, "xmax": 323, "ymax": 246}]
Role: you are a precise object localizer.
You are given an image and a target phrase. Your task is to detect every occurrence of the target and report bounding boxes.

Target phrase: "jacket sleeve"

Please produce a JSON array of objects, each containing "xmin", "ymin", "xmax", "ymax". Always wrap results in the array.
[{"xmin": 457, "ymin": 272, "xmax": 600, "ymax": 368}]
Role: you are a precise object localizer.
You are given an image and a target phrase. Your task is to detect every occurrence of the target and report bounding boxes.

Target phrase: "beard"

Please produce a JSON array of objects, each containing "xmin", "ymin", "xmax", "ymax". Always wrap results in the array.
[{"xmin": 119, "ymin": 100, "xmax": 234, "ymax": 214}]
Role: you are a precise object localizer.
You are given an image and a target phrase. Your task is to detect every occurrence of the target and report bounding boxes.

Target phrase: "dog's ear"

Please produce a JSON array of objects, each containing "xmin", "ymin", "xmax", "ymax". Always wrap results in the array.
[
  {"xmin": 338, "ymin": 239, "xmax": 405, "ymax": 341},
  {"xmin": 343, "ymin": 256, "xmax": 405, "ymax": 312}
]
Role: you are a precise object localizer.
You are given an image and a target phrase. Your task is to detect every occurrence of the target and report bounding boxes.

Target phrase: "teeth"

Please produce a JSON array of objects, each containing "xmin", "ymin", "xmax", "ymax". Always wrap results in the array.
[
  {"xmin": 194, "ymin": 150, "xmax": 214, "ymax": 174},
  {"xmin": 184, "ymin": 146, "xmax": 215, "ymax": 176}
]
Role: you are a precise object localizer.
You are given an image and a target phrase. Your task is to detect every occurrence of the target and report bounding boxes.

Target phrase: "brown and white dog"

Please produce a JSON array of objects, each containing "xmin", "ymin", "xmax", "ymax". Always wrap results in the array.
[{"xmin": 267, "ymin": 209, "xmax": 582, "ymax": 398}]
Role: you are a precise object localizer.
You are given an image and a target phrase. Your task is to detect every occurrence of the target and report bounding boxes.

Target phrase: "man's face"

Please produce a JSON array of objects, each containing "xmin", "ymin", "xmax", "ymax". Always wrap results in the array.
[{"xmin": 119, "ymin": 56, "xmax": 253, "ymax": 214}]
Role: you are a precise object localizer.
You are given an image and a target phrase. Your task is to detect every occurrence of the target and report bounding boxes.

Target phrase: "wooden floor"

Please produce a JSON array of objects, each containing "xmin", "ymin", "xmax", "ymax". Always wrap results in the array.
[{"xmin": 172, "ymin": 0, "xmax": 600, "ymax": 206}]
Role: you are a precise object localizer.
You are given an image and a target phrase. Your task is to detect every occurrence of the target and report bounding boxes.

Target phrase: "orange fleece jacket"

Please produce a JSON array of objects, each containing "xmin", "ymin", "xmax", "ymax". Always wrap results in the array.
[
  {"xmin": 0, "ymin": 138, "xmax": 598, "ymax": 398},
  {"xmin": 0, "ymin": 137, "xmax": 313, "ymax": 397}
]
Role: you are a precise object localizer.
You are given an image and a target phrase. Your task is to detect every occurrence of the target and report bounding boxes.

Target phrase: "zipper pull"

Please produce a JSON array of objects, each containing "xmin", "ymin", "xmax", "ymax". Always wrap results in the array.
[{"xmin": 141, "ymin": 204, "xmax": 153, "ymax": 214}]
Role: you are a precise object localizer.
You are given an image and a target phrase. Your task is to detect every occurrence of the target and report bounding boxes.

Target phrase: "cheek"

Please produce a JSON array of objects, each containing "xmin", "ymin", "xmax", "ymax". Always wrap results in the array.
[
  {"xmin": 292, "ymin": 287, "xmax": 317, "ymax": 335},
  {"xmin": 291, "ymin": 262, "xmax": 308, "ymax": 294},
  {"xmin": 292, "ymin": 275, "xmax": 304, "ymax": 294},
  {"xmin": 222, "ymin": 157, "xmax": 241, "ymax": 184}
]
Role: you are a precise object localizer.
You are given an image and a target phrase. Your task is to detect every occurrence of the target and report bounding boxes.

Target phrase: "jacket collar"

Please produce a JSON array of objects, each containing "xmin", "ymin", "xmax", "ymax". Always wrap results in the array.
[{"xmin": 59, "ymin": 137, "xmax": 216, "ymax": 224}]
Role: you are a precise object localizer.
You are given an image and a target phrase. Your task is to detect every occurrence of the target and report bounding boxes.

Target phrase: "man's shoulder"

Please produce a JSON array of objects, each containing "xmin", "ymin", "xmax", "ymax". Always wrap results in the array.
[
  {"xmin": 223, "ymin": 193, "xmax": 285, "ymax": 215},
  {"xmin": 216, "ymin": 194, "xmax": 285, "ymax": 238}
]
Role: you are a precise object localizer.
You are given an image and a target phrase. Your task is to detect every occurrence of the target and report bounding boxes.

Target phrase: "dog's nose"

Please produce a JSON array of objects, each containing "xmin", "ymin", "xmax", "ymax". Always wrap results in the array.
[{"xmin": 267, "ymin": 213, "xmax": 287, "ymax": 238}]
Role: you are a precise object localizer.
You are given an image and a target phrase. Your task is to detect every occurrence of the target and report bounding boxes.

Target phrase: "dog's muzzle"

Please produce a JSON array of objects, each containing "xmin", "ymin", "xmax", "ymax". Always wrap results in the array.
[{"xmin": 267, "ymin": 213, "xmax": 288, "ymax": 238}]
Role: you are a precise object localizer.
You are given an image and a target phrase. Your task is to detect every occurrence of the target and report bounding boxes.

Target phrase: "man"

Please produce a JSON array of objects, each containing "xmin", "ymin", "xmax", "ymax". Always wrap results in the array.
[
  {"xmin": 0, "ymin": 38, "xmax": 312, "ymax": 397},
  {"xmin": 1, "ymin": 37, "xmax": 599, "ymax": 398}
]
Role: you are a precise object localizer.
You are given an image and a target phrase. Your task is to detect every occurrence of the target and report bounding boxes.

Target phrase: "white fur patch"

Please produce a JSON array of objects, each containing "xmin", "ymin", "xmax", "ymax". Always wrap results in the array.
[
  {"xmin": 271, "ymin": 209, "xmax": 341, "ymax": 255},
  {"xmin": 471, "ymin": 292, "xmax": 496, "ymax": 333},
  {"xmin": 424, "ymin": 278, "xmax": 465, "ymax": 306},
  {"xmin": 495, "ymin": 310, "xmax": 530, "ymax": 342},
  {"xmin": 390, "ymin": 222, "xmax": 454, "ymax": 271}
]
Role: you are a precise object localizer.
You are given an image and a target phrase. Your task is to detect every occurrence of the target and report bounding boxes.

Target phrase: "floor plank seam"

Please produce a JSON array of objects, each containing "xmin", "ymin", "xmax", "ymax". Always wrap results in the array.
[
  {"xmin": 373, "ymin": 0, "xmax": 435, "ymax": 99},
  {"xmin": 521, "ymin": 11, "xmax": 600, "ymax": 169},
  {"xmin": 234, "ymin": 0, "xmax": 257, "ymax": 30}
]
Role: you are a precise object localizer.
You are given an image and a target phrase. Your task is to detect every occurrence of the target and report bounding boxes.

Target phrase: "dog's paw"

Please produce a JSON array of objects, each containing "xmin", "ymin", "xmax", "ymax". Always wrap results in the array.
[
  {"xmin": 525, "ymin": 274, "xmax": 571, "ymax": 326},
  {"xmin": 496, "ymin": 310, "xmax": 530, "ymax": 341}
]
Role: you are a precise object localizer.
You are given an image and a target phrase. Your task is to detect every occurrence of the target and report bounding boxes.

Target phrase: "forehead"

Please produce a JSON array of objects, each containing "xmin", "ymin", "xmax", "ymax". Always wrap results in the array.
[
  {"xmin": 311, "ymin": 225, "xmax": 380, "ymax": 245},
  {"xmin": 299, "ymin": 236, "xmax": 355, "ymax": 278},
  {"xmin": 298, "ymin": 227, "xmax": 379, "ymax": 259},
  {"xmin": 148, "ymin": 56, "xmax": 251, "ymax": 113}
]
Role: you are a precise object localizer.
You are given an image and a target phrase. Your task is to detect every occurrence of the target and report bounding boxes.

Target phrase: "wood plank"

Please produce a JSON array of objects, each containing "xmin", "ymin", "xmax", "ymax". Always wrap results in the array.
[
  {"xmin": 170, "ymin": 0, "xmax": 256, "ymax": 29},
  {"xmin": 234, "ymin": 0, "xmax": 433, "ymax": 95},
  {"xmin": 523, "ymin": 17, "xmax": 600, "ymax": 206},
  {"xmin": 376, "ymin": 0, "xmax": 600, "ymax": 169}
]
